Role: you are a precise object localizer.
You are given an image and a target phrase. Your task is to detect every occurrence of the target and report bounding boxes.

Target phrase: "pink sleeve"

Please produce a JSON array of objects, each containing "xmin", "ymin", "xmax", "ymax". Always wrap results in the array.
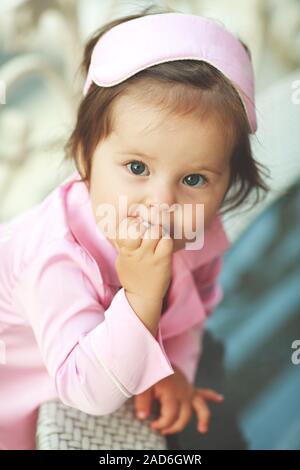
[
  {"xmin": 162, "ymin": 325, "xmax": 203, "ymax": 385},
  {"xmin": 12, "ymin": 241, "xmax": 174, "ymax": 416},
  {"xmin": 162, "ymin": 255, "xmax": 225, "ymax": 384}
]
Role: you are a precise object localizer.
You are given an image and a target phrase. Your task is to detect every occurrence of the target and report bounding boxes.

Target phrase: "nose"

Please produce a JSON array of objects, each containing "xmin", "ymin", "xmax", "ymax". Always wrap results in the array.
[
  {"xmin": 143, "ymin": 184, "xmax": 177, "ymax": 229},
  {"xmin": 146, "ymin": 187, "xmax": 176, "ymax": 215},
  {"xmin": 128, "ymin": 179, "xmax": 177, "ymax": 230}
]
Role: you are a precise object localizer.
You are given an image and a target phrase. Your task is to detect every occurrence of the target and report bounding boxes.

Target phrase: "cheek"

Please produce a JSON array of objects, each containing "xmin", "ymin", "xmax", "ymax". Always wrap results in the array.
[
  {"xmin": 202, "ymin": 173, "xmax": 231, "ymax": 222},
  {"xmin": 172, "ymin": 198, "xmax": 219, "ymax": 241},
  {"xmin": 203, "ymin": 200, "xmax": 220, "ymax": 225},
  {"xmin": 171, "ymin": 206, "xmax": 204, "ymax": 240}
]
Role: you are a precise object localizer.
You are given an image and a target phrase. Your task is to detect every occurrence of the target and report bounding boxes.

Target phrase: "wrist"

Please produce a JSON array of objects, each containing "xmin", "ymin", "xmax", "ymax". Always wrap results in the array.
[{"xmin": 125, "ymin": 290, "xmax": 164, "ymax": 305}]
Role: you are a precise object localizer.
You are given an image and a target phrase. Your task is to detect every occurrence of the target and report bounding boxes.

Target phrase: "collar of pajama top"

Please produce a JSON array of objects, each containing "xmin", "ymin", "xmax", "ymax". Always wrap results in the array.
[{"xmin": 62, "ymin": 170, "xmax": 231, "ymax": 340}]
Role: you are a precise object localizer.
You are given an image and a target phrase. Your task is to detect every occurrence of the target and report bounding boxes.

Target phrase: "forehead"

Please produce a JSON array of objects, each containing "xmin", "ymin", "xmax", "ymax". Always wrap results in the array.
[{"xmin": 110, "ymin": 93, "xmax": 234, "ymax": 164}]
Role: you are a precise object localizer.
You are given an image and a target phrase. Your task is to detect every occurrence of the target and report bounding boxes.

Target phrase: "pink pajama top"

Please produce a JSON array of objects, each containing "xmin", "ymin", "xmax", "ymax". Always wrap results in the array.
[{"xmin": 0, "ymin": 170, "xmax": 231, "ymax": 450}]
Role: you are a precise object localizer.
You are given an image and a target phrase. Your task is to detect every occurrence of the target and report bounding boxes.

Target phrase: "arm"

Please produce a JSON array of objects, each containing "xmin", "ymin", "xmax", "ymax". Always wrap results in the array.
[
  {"xmin": 162, "ymin": 255, "xmax": 225, "ymax": 384},
  {"xmin": 12, "ymin": 240, "xmax": 174, "ymax": 416}
]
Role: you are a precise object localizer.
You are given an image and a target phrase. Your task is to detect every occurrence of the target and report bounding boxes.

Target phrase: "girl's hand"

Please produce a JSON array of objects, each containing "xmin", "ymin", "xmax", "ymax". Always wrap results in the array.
[
  {"xmin": 114, "ymin": 215, "xmax": 174, "ymax": 301},
  {"xmin": 134, "ymin": 365, "xmax": 224, "ymax": 435}
]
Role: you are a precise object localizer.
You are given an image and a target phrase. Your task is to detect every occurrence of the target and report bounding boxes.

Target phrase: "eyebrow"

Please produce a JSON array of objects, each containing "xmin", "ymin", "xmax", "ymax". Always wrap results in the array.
[
  {"xmin": 119, "ymin": 149, "xmax": 222, "ymax": 175},
  {"xmin": 120, "ymin": 149, "xmax": 156, "ymax": 160}
]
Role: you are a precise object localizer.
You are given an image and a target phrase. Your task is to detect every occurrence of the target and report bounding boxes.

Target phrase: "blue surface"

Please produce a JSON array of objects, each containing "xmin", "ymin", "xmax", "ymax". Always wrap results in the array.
[{"xmin": 177, "ymin": 181, "xmax": 300, "ymax": 450}]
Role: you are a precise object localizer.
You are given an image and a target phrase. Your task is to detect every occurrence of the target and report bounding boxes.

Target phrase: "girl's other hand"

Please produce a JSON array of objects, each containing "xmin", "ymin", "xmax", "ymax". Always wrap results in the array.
[{"xmin": 134, "ymin": 365, "xmax": 224, "ymax": 435}]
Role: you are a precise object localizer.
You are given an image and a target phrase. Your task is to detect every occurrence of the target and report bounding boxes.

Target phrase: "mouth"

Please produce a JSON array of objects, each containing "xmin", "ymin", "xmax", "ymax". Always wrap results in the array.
[
  {"xmin": 129, "ymin": 211, "xmax": 172, "ymax": 236},
  {"xmin": 141, "ymin": 220, "xmax": 151, "ymax": 228}
]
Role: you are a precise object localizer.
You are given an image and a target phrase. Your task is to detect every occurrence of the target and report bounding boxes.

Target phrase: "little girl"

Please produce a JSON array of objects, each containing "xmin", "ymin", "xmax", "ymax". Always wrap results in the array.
[{"xmin": 0, "ymin": 7, "xmax": 269, "ymax": 450}]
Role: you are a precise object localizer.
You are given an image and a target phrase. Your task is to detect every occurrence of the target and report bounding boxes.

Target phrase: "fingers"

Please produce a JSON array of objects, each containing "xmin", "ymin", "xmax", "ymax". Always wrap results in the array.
[
  {"xmin": 159, "ymin": 401, "xmax": 192, "ymax": 435},
  {"xmin": 134, "ymin": 388, "xmax": 154, "ymax": 420},
  {"xmin": 155, "ymin": 233, "xmax": 174, "ymax": 257},
  {"xmin": 192, "ymin": 388, "xmax": 224, "ymax": 433},
  {"xmin": 197, "ymin": 388, "xmax": 224, "ymax": 403},
  {"xmin": 139, "ymin": 222, "xmax": 165, "ymax": 253},
  {"xmin": 155, "ymin": 389, "xmax": 224, "ymax": 435},
  {"xmin": 140, "ymin": 223, "xmax": 174, "ymax": 258},
  {"xmin": 115, "ymin": 213, "xmax": 173, "ymax": 258},
  {"xmin": 192, "ymin": 393, "xmax": 211, "ymax": 433},
  {"xmin": 150, "ymin": 396, "xmax": 179, "ymax": 431},
  {"xmin": 115, "ymin": 217, "xmax": 168, "ymax": 254},
  {"xmin": 142, "ymin": 386, "xmax": 223, "ymax": 435},
  {"xmin": 115, "ymin": 216, "xmax": 147, "ymax": 251}
]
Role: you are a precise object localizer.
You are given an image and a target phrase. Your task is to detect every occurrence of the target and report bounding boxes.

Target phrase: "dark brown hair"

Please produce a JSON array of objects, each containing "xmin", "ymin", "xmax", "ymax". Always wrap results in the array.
[{"xmin": 64, "ymin": 4, "xmax": 270, "ymax": 216}]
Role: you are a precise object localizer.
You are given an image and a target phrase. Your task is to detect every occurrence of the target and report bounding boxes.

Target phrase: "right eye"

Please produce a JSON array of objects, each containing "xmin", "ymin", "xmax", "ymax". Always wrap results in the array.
[{"xmin": 125, "ymin": 160, "xmax": 150, "ymax": 176}]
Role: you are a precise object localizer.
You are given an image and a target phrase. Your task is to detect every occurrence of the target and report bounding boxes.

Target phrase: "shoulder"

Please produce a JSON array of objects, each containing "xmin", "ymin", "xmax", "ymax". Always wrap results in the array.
[{"xmin": 12, "ymin": 236, "xmax": 106, "ymax": 309}]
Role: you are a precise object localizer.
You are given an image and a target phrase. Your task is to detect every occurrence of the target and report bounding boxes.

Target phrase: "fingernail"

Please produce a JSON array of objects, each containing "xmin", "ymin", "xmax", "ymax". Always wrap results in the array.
[
  {"xmin": 137, "ymin": 411, "xmax": 146, "ymax": 419},
  {"xmin": 198, "ymin": 427, "xmax": 207, "ymax": 433}
]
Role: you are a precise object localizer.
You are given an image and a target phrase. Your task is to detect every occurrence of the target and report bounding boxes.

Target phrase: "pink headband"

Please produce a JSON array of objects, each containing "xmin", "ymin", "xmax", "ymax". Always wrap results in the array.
[{"xmin": 83, "ymin": 12, "xmax": 257, "ymax": 133}]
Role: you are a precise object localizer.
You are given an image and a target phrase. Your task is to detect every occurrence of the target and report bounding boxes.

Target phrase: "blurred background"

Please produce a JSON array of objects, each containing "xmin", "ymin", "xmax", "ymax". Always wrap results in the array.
[{"xmin": 0, "ymin": 0, "xmax": 299, "ymax": 450}]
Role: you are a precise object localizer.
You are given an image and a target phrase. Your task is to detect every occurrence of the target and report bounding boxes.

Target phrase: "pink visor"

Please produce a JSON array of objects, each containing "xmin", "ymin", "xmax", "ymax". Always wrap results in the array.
[{"xmin": 83, "ymin": 12, "xmax": 257, "ymax": 133}]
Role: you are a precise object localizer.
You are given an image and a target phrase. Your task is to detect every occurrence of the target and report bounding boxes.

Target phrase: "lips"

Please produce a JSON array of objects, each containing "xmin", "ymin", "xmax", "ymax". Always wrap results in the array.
[{"xmin": 128, "ymin": 210, "xmax": 172, "ymax": 236}]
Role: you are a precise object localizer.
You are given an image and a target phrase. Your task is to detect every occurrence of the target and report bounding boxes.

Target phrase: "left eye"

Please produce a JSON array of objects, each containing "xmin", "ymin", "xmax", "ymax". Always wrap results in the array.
[{"xmin": 183, "ymin": 174, "xmax": 208, "ymax": 187}]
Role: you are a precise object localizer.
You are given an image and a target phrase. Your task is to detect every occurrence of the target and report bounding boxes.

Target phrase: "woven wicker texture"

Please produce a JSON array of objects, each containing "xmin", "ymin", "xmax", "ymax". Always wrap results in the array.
[{"xmin": 36, "ymin": 397, "xmax": 168, "ymax": 450}]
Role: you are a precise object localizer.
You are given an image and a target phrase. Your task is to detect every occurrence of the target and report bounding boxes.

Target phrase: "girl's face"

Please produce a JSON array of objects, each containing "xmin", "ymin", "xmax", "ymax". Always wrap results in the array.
[{"xmin": 88, "ymin": 93, "xmax": 232, "ymax": 253}]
